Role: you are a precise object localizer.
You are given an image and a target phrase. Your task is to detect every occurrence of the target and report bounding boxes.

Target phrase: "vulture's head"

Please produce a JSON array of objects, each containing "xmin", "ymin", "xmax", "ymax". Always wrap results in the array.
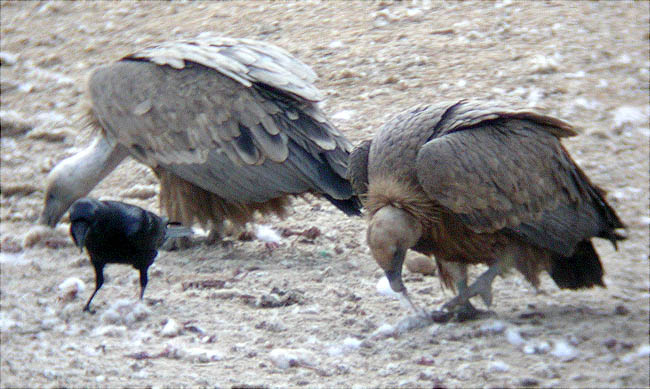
[
  {"xmin": 40, "ymin": 154, "xmax": 93, "ymax": 227},
  {"xmin": 367, "ymin": 205, "xmax": 422, "ymax": 293}
]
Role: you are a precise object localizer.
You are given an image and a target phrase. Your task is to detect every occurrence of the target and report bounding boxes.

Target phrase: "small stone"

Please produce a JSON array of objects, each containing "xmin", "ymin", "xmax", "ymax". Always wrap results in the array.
[
  {"xmin": 405, "ymin": 254, "xmax": 436, "ymax": 275},
  {"xmin": 614, "ymin": 304, "xmax": 630, "ymax": 316},
  {"xmin": 520, "ymin": 377, "xmax": 540, "ymax": 387}
]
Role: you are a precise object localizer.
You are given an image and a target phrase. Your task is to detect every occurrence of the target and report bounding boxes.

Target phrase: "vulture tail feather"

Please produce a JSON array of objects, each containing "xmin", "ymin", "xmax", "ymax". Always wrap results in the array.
[{"xmin": 549, "ymin": 240, "xmax": 605, "ymax": 289}]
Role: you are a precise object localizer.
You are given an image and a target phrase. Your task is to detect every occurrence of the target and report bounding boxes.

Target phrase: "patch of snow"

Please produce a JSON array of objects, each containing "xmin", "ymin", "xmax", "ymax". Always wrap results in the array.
[
  {"xmin": 480, "ymin": 320, "xmax": 506, "ymax": 334},
  {"xmin": 91, "ymin": 325, "xmax": 127, "ymax": 338},
  {"xmin": 0, "ymin": 51, "xmax": 18, "ymax": 66},
  {"xmin": 332, "ymin": 109, "xmax": 356, "ymax": 121},
  {"xmin": 489, "ymin": 360, "xmax": 510, "ymax": 372},
  {"xmin": 551, "ymin": 340, "xmax": 579, "ymax": 361},
  {"xmin": 28, "ymin": 67, "xmax": 74, "ymax": 85},
  {"xmin": 328, "ymin": 337, "xmax": 363, "ymax": 356},
  {"xmin": 58, "ymin": 277, "xmax": 86, "ymax": 295},
  {"xmin": 255, "ymin": 224, "xmax": 281, "ymax": 243},
  {"xmin": 612, "ymin": 106, "xmax": 648, "ymax": 129},
  {"xmin": 0, "ymin": 252, "xmax": 29, "ymax": 265},
  {"xmin": 328, "ymin": 40, "xmax": 344, "ymax": 49},
  {"xmin": 372, "ymin": 323, "xmax": 396, "ymax": 338},
  {"xmin": 622, "ymin": 344, "xmax": 650, "ymax": 364},
  {"xmin": 161, "ymin": 318, "xmax": 182, "ymax": 337},
  {"xmin": 616, "ymin": 54, "xmax": 632, "ymax": 65},
  {"xmin": 505, "ymin": 327, "xmax": 525, "ymax": 347},
  {"xmin": 376, "ymin": 277, "xmax": 400, "ymax": 299}
]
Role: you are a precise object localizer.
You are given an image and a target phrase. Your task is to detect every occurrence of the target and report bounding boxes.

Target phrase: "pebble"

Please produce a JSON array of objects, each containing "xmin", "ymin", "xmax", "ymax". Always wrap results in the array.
[
  {"xmin": 0, "ymin": 110, "xmax": 33, "ymax": 137},
  {"xmin": 268, "ymin": 348, "xmax": 316, "ymax": 369},
  {"xmin": 405, "ymin": 254, "xmax": 436, "ymax": 275},
  {"xmin": 23, "ymin": 225, "xmax": 71, "ymax": 249}
]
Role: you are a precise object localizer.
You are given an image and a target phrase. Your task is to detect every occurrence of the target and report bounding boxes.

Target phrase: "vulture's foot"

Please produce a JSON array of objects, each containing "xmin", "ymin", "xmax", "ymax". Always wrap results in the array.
[
  {"xmin": 452, "ymin": 302, "xmax": 495, "ymax": 322},
  {"xmin": 161, "ymin": 236, "xmax": 195, "ymax": 251},
  {"xmin": 442, "ymin": 264, "xmax": 499, "ymax": 311}
]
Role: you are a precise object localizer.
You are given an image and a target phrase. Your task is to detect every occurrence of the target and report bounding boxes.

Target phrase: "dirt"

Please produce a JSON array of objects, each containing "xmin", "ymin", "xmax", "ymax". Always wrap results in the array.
[{"xmin": 1, "ymin": 1, "xmax": 649, "ymax": 388}]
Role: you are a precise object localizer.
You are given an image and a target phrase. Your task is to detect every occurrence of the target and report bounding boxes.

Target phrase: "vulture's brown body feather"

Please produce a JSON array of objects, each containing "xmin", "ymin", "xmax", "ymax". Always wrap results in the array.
[
  {"xmin": 42, "ymin": 37, "xmax": 360, "ymax": 231},
  {"xmin": 349, "ymin": 100, "xmax": 624, "ymax": 317}
]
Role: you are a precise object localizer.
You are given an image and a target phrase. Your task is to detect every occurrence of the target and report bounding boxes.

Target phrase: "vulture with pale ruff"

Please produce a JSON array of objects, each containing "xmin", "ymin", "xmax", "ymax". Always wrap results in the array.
[
  {"xmin": 348, "ymin": 100, "xmax": 624, "ymax": 320},
  {"xmin": 41, "ymin": 37, "xmax": 361, "ymax": 236}
]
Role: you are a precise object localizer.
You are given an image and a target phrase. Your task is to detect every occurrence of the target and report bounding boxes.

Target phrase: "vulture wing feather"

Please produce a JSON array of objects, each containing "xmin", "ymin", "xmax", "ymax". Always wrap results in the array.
[
  {"xmin": 415, "ymin": 103, "xmax": 620, "ymax": 255},
  {"xmin": 90, "ymin": 38, "xmax": 354, "ymax": 206}
]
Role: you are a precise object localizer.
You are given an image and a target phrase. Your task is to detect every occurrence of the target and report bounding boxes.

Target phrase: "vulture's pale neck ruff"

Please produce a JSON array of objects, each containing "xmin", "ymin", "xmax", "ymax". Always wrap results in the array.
[{"xmin": 41, "ymin": 136, "xmax": 129, "ymax": 227}]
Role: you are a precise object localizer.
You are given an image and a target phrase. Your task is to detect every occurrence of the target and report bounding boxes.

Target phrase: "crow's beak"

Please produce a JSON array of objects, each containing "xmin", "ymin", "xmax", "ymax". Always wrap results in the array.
[{"xmin": 70, "ymin": 221, "xmax": 90, "ymax": 252}]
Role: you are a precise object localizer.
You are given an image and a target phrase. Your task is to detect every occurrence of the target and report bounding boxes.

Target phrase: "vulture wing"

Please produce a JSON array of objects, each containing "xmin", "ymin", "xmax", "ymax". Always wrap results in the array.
[
  {"xmin": 89, "ymin": 37, "xmax": 354, "ymax": 206},
  {"xmin": 347, "ymin": 139, "xmax": 372, "ymax": 196},
  {"xmin": 415, "ymin": 101, "xmax": 622, "ymax": 255}
]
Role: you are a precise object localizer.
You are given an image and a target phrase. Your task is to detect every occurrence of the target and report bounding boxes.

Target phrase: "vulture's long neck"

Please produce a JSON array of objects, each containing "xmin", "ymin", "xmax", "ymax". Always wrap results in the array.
[{"xmin": 65, "ymin": 136, "xmax": 129, "ymax": 196}]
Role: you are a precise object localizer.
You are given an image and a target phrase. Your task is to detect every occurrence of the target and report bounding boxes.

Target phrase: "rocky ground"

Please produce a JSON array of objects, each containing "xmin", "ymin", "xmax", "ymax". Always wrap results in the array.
[{"xmin": 1, "ymin": 1, "xmax": 649, "ymax": 388}]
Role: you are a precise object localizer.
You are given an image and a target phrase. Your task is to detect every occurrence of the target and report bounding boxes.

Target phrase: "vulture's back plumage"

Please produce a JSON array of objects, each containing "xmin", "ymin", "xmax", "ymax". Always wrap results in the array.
[
  {"xmin": 42, "ymin": 37, "xmax": 359, "ymax": 231},
  {"xmin": 349, "ymin": 100, "xmax": 624, "ymax": 316}
]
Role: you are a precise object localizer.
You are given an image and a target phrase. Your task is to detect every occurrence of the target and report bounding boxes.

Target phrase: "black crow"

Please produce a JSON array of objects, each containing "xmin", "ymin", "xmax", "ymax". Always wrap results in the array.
[{"xmin": 69, "ymin": 198, "xmax": 193, "ymax": 313}]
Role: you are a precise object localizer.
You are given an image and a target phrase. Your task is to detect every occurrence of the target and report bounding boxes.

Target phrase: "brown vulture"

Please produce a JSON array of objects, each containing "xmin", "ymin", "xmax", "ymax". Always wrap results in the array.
[
  {"xmin": 40, "ymin": 37, "xmax": 361, "ymax": 236},
  {"xmin": 347, "ymin": 100, "xmax": 625, "ymax": 319}
]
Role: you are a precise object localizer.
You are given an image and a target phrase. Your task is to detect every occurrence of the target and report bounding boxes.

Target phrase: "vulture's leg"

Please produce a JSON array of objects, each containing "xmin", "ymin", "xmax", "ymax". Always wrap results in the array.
[
  {"xmin": 442, "ymin": 262, "xmax": 501, "ymax": 313},
  {"xmin": 448, "ymin": 277, "xmax": 496, "ymax": 321}
]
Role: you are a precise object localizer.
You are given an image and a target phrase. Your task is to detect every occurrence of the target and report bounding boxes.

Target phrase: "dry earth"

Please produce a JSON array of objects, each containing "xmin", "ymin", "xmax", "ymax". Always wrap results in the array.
[{"xmin": 1, "ymin": 1, "xmax": 649, "ymax": 388}]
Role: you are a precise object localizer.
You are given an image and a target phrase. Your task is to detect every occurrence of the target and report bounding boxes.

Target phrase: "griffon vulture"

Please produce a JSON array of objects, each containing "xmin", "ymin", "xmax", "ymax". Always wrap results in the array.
[
  {"xmin": 348, "ymin": 100, "xmax": 624, "ymax": 319},
  {"xmin": 41, "ymin": 37, "xmax": 361, "ymax": 238}
]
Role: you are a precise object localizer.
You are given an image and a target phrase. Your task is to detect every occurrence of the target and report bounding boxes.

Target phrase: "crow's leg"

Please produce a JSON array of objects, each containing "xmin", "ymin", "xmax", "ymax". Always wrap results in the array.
[
  {"xmin": 83, "ymin": 263, "xmax": 104, "ymax": 314},
  {"xmin": 138, "ymin": 267, "xmax": 149, "ymax": 300}
]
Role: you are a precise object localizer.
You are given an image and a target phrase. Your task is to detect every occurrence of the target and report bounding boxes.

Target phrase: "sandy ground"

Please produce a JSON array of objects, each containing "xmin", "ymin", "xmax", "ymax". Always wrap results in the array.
[{"xmin": 1, "ymin": 1, "xmax": 649, "ymax": 388}]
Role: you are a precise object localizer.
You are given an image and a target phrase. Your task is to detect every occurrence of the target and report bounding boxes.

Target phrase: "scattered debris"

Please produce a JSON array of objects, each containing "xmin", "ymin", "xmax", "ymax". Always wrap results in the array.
[
  {"xmin": 268, "ymin": 348, "xmax": 316, "ymax": 369},
  {"xmin": 100, "ymin": 299, "xmax": 151, "ymax": 327},
  {"xmin": 58, "ymin": 277, "xmax": 86, "ymax": 303}
]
